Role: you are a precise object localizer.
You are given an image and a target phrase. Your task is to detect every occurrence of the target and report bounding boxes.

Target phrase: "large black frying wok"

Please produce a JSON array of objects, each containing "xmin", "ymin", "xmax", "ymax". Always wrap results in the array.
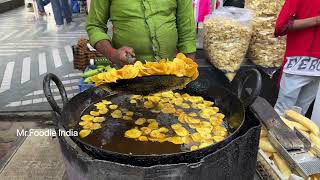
[{"xmin": 43, "ymin": 69, "xmax": 261, "ymax": 167}]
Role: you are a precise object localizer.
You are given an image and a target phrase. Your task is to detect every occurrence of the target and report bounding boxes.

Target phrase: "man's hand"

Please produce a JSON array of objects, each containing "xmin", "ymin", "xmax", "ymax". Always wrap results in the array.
[
  {"xmin": 108, "ymin": 46, "xmax": 135, "ymax": 67},
  {"xmin": 95, "ymin": 40, "xmax": 135, "ymax": 67},
  {"xmin": 290, "ymin": 16, "xmax": 320, "ymax": 31}
]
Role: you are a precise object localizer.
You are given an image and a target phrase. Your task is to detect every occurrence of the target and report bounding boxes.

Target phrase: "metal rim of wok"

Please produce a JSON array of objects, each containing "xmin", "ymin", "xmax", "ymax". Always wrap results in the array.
[{"xmin": 43, "ymin": 69, "xmax": 261, "ymax": 166}]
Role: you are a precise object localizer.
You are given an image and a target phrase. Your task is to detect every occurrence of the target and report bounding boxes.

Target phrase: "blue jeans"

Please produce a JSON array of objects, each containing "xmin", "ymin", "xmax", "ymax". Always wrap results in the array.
[
  {"xmin": 51, "ymin": 0, "xmax": 72, "ymax": 25},
  {"xmin": 36, "ymin": 0, "xmax": 50, "ymax": 12}
]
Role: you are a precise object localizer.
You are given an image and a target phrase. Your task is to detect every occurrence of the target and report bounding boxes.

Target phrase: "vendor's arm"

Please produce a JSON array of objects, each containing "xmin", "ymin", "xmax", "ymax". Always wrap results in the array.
[
  {"xmin": 290, "ymin": 17, "xmax": 320, "ymax": 31},
  {"xmin": 86, "ymin": 0, "xmax": 134, "ymax": 66},
  {"xmin": 275, "ymin": 0, "xmax": 320, "ymax": 36},
  {"xmin": 176, "ymin": 0, "xmax": 196, "ymax": 60}
]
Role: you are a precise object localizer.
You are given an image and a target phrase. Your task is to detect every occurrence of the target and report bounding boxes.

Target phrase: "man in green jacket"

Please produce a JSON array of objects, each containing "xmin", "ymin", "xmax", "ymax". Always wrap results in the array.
[{"xmin": 86, "ymin": 0, "xmax": 196, "ymax": 67}]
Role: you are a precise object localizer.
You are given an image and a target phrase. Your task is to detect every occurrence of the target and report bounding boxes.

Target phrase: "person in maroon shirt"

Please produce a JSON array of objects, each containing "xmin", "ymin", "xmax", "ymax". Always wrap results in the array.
[{"xmin": 274, "ymin": 0, "xmax": 320, "ymax": 115}]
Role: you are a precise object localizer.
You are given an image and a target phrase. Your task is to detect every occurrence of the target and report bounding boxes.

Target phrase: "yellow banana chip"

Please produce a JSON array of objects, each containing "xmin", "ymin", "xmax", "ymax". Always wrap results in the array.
[
  {"xmin": 176, "ymin": 53, "xmax": 186, "ymax": 59},
  {"xmin": 189, "ymin": 112, "xmax": 198, "ymax": 117},
  {"xmin": 79, "ymin": 129, "xmax": 91, "ymax": 138},
  {"xmin": 126, "ymin": 111, "xmax": 134, "ymax": 117},
  {"xmin": 171, "ymin": 123, "xmax": 182, "ymax": 130},
  {"xmin": 181, "ymin": 103, "xmax": 190, "ymax": 109},
  {"xmin": 123, "ymin": 116, "xmax": 132, "ymax": 120},
  {"xmin": 96, "ymin": 106, "xmax": 107, "ymax": 111},
  {"xmin": 191, "ymin": 133, "xmax": 202, "ymax": 142},
  {"xmin": 196, "ymin": 127, "xmax": 212, "ymax": 134},
  {"xmin": 190, "ymin": 145, "xmax": 199, "ymax": 151},
  {"xmin": 147, "ymin": 96, "xmax": 161, "ymax": 102},
  {"xmin": 81, "ymin": 115, "xmax": 94, "ymax": 121},
  {"xmin": 148, "ymin": 137, "xmax": 166, "ymax": 143},
  {"xmin": 93, "ymin": 117, "xmax": 106, "ymax": 123},
  {"xmin": 98, "ymin": 108, "xmax": 108, "ymax": 115},
  {"xmin": 186, "ymin": 117, "xmax": 201, "ymax": 124},
  {"xmin": 182, "ymin": 136, "xmax": 193, "ymax": 144},
  {"xmin": 200, "ymin": 121, "xmax": 212, "ymax": 128},
  {"xmin": 138, "ymin": 136, "xmax": 148, "ymax": 142},
  {"xmin": 150, "ymin": 130, "xmax": 166, "ymax": 139},
  {"xmin": 158, "ymin": 127, "xmax": 169, "ymax": 133},
  {"xmin": 131, "ymin": 95, "xmax": 142, "ymax": 100},
  {"xmin": 144, "ymin": 101, "xmax": 154, "ymax": 109},
  {"xmin": 141, "ymin": 127, "xmax": 152, "ymax": 135},
  {"xmin": 79, "ymin": 121, "xmax": 89, "ymax": 126},
  {"xmin": 199, "ymin": 132, "xmax": 212, "ymax": 140},
  {"xmin": 83, "ymin": 122, "xmax": 94, "ymax": 129},
  {"xmin": 130, "ymin": 99, "xmax": 137, "ymax": 104},
  {"xmin": 125, "ymin": 128, "xmax": 142, "ymax": 139},
  {"xmin": 151, "ymin": 110, "xmax": 161, "ymax": 113},
  {"xmin": 111, "ymin": 110, "xmax": 122, "ymax": 119},
  {"xmin": 214, "ymin": 130, "xmax": 227, "ymax": 137},
  {"xmin": 90, "ymin": 111, "xmax": 100, "ymax": 117},
  {"xmin": 148, "ymin": 122, "xmax": 159, "ymax": 129},
  {"xmin": 213, "ymin": 136, "xmax": 225, "ymax": 142},
  {"xmin": 174, "ymin": 127, "xmax": 189, "ymax": 137},
  {"xmin": 109, "ymin": 105, "xmax": 118, "ymax": 110},
  {"xmin": 147, "ymin": 119, "xmax": 157, "ymax": 123},
  {"xmin": 200, "ymin": 111, "xmax": 211, "ymax": 119},
  {"xmin": 161, "ymin": 91, "xmax": 174, "ymax": 98},
  {"xmin": 199, "ymin": 142, "xmax": 211, "ymax": 149},
  {"xmin": 102, "ymin": 100, "xmax": 112, "ymax": 105},
  {"xmin": 91, "ymin": 123, "xmax": 102, "ymax": 130},
  {"xmin": 166, "ymin": 136, "xmax": 184, "ymax": 144},
  {"xmin": 161, "ymin": 107, "xmax": 176, "ymax": 114},
  {"xmin": 175, "ymin": 109, "xmax": 184, "ymax": 117},
  {"xmin": 135, "ymin": 118, "xmax": 146, "ymax": 125},
  {"xmin": 216, "ymin": 113, "xmax": 225, "ymax": 119},
  {"xmin": 197, "ymin": 104, "xmax": 207, "ymax": 109},
  {"xmin": 188, "ymin": 123, "xmax": 201, "ymax": 129},
  {"xmin": 203, "ymin": 100, "xmax": 214, "ymax": 106}
]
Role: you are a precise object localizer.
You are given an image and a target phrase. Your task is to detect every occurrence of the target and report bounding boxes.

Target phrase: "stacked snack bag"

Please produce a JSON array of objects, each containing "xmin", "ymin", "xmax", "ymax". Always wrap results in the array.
[
  {"xmin": 203, "ymin": 5, "xmax": 253, "ymax": 80},
  {"xmin": 245, "ymin": 0, "xmax": 286, "ymax": 67}
]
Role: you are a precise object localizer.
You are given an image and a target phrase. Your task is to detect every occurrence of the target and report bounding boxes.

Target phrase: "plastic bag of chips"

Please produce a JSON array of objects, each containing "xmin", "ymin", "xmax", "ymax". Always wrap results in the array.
[
  {"xmin": 245, "ymin": 0, "xmax": 286, "ymax": 67},
  {"xmin": 203, "ymin": 7, "xmax": 253, "ymax": 74},
  {"xmin": 249, "ymin": 37, "xmax": 286, "ymax": 67},
  {"xmin": 245, "ymin": 0, "xmax": 283, "ymax": 17}
]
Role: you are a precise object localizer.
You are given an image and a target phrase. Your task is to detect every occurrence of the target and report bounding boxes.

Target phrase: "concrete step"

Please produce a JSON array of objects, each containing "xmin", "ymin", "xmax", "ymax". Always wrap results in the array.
[{"xmin": 0, "ymin": 0, "xmax": 24, "ymax": 14}]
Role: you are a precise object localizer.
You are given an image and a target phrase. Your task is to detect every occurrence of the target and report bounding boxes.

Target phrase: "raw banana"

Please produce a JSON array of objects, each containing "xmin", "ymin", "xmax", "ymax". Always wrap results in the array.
[
  {"xmin": 260, "ymin": 128, "xmax": 268, "ymax": 138},
  {"xmin": 273, "ymin": 153, "xmax": 292, "ymax": 179},
  {"xmin": 285, "ymin": 110, "xmax": 319, "ymax": 135},
  {"xmin": 310, "ymin": 133, "xmax": 320, "ymax": 147},
  {"xmin": 280, "ymin": 116, "xmax": 309, "ymax": 132},
  {"xmin": 259, "ymin": 138, "xmax": 276, "ymax": 153}
]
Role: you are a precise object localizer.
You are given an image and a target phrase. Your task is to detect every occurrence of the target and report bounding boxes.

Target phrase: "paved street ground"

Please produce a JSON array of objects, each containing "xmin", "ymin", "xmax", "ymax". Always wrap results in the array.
[{"xmin": 0, "ymin": 7, "xmax": 88, "ymax": 112}]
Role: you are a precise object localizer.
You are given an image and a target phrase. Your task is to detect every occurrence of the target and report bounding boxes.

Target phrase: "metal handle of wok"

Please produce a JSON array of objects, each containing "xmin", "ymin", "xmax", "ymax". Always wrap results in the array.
[
  {"xmin": 43, "ymin": 73, "xmax": 69, "ymax": 116},
  {"xmin": 232, "ymin": 69, "xmax": 262, "ymax": 107}
]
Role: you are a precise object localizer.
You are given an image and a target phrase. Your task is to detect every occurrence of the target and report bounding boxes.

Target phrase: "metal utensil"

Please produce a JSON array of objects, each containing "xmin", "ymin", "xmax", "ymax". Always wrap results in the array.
[
  {"xmin": 256, "ymin": 149, "xmax": 285, "ymax": 180},
  {"xmin": 269, "ymin": 130, "xmax": 320, "ymax": 178},
  {"xmin": 100, "ymin": 75, "xmax": 192, "ymax": 95}
]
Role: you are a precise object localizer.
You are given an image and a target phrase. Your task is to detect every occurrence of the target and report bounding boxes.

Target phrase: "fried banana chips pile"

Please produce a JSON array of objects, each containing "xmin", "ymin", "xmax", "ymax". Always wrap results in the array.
[{"xmin": 90, "ymin": 53, "xmax": 199, "ymax": 86}]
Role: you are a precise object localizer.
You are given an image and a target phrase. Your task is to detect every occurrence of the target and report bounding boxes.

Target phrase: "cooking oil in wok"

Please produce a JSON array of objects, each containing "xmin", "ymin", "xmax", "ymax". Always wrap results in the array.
[{"xmin": 77, "ymin": 92, "xmax": 230, "ymax": 155}]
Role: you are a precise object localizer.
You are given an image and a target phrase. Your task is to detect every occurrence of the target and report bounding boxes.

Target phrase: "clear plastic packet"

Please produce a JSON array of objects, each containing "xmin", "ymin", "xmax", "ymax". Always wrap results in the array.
[
  {"xmin": 203, "ymin": 6, "xmax": 253, "ymax": 74},
  {"xmin": 249, "ymin": 36, "xmax": 286, "ymax": 67},
  {"xmin": 245, "ymin": 0, "xmax": 286, "ymax": 68},
  {"xmin": 245, "ymin": 0, "xmax": 284, "ymax": 17}
]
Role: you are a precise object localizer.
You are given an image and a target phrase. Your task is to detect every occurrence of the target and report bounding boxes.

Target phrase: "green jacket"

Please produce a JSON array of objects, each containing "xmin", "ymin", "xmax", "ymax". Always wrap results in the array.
[{"xmin": 86, "ymin": 0, "xmax": 196, "ymax": 61}]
